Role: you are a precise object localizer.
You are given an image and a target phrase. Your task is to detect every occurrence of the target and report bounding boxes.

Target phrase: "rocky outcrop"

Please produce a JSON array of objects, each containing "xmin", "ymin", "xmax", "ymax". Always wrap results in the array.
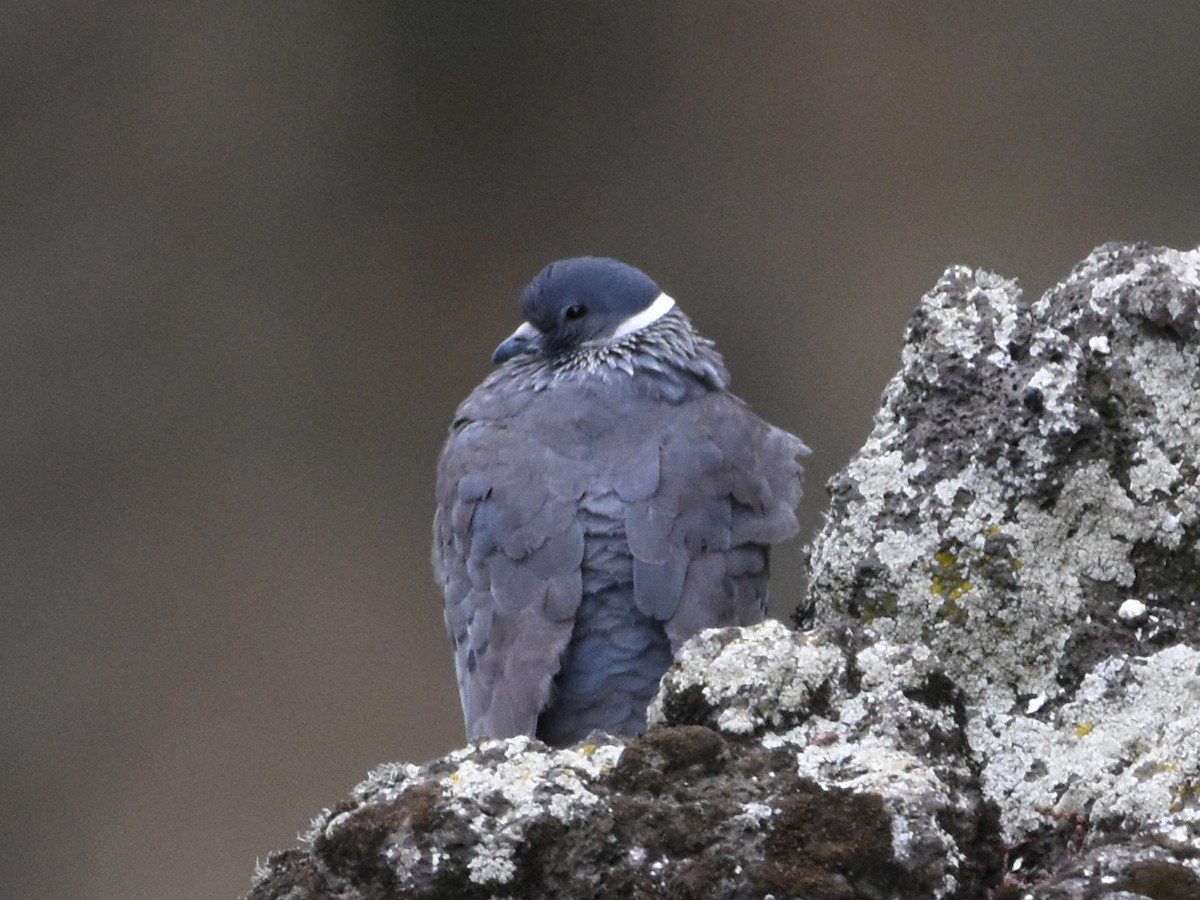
[{"xmin": 248, "ymin": 242, "xmax": 1200, "ymax": 899}]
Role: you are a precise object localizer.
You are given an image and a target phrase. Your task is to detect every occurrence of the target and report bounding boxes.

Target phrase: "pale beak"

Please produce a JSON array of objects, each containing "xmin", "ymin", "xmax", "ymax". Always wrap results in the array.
[{"xmin": 492, "ymin": 322, "xmax": 540, "ymax": 364}]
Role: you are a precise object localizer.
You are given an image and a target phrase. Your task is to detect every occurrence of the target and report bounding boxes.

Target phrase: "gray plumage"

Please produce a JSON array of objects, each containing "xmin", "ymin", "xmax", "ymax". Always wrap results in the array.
[{"xmin": 433, "ymin": 257, "xmax": 807, "ymax": 746}]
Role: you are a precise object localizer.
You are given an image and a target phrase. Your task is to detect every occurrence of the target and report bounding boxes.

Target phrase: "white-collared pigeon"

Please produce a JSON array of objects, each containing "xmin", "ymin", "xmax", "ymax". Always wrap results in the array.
[{"xmin": 434, "ymin": 257, "xmax": 808, "ymax": 746}]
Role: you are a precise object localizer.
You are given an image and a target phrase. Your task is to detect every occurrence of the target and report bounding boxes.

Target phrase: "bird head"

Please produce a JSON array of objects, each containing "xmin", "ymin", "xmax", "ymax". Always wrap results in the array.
[{"xmin": 493, "ymin": 257, "xmax": 676, "ymax": 364}]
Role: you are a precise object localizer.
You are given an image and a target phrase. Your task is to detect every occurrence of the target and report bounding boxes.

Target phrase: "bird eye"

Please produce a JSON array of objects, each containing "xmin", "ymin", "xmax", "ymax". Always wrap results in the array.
[{"xmin": 564, "ymin": 304, "xmax": 588, "ymax": 321}]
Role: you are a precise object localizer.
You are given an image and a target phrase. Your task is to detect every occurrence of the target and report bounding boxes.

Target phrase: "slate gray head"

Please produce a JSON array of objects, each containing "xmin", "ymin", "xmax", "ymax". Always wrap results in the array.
[{"xmin": 492, "ymin": 257, "xmax": 676, "ymax": 363}]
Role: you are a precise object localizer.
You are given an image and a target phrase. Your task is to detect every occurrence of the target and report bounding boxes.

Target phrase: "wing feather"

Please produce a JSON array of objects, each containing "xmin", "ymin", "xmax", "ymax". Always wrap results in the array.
[{"xmin": 434, "ymin": 366, "xmax": 807, "ymax": 742}]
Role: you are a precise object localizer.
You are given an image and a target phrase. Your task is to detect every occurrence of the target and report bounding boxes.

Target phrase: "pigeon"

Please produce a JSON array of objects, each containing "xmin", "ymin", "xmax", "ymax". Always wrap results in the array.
[{"xmin": 433, "ymin": 257, "xmax": 808, "ymax": 746}]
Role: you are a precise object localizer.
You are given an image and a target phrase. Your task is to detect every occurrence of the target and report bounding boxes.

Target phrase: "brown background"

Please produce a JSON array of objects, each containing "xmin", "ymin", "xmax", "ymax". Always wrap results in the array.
[{"xmin": 4, "ymin": 4, "xmax": 1199, "ymax": 898}]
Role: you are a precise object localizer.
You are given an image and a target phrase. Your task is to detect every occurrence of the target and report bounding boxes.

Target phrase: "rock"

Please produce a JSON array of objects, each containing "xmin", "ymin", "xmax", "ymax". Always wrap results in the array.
[
  {"xmin": 808, "ymin": 241, "xmax": 1200, "ymax": 709},
  {"xmin": 246, "ymin": 243, "xmax": 1200, "ymax": 899},
  {"xmin": 805, "ymin": 241, "xmax": 1200, "ymax": 891},
  {"xmin": 250, "ymin": 624, "xmax": 1000, "ymax": 900}
]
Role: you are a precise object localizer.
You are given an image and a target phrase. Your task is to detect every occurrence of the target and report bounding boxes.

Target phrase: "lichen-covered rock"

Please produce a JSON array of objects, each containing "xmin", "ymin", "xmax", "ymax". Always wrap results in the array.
[
  {"xmin": 247, "ymin": 243, "xmax": 1200, "ymax": 900},
  {"xmin": 652, "ymin": 623, "xmax": 997, "ymax": 898},
  {"xmin": 646, "ymin": 620, "xmax": 845, "ymax": 736},
  {"xmin": 806, "ymin": 241, "xmax": 1200, "ymax": 887},
  {"xmin": 1003, "ymin": 837, "xmax": 1200, "ymax": 899},
  {"xmin": 969, "ymin": 644, "xmax": 1200, "ymax": 841},
  {"xmin": 249, "ymin": 623, "xmax": 1000, "ymax": 900},
  {"xmin": 808, "ymin": 242, "xmax": 1200, "ymax": 710}
]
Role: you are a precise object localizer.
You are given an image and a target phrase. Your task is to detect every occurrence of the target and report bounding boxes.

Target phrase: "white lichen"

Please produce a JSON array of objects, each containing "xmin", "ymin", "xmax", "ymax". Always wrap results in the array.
[
  {"xmin": 648, "ymin": 620, "xmax": 844, "ymax": 735},
  {"xmin": 969, "ymin": 645, "xmax": 1200, "ymax": 841},
  {"xmin": 435, "ymin": 737, "xmax": 622, "ymax": 884}
]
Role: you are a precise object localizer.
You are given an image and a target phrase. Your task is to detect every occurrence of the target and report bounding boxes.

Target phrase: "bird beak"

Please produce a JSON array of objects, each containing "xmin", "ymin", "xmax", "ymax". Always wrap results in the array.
[{"xmin": 492, "ymin": 322, "xmax": 540, "ymax": 364}]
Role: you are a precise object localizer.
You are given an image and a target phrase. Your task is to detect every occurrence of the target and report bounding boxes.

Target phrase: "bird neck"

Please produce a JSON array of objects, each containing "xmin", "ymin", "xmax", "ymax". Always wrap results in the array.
[{"xmin": 505, "ymin": 309, "xmax": 730, "ymax": 394}]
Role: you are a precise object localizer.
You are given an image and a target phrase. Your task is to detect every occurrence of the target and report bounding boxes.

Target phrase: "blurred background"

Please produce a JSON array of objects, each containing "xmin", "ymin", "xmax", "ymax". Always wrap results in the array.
[{"xmin": 3, "ymin": 3, "xmax": 1199, "ymax": 897}]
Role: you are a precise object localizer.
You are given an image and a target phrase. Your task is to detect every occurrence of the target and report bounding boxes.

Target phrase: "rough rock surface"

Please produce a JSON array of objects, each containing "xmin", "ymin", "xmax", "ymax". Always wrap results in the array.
[
  {"xmin": 806, "ymin": 241, "xmax": 1200, "ymax": 893},
  {"xmin": 251, "ymin": 623, "xmax": 1001, "ymax": 900},
  {"xmin": 808, "ymin": 241, "xmax": 1200, "ymax": 711},
  {"xmin": 247, "ymin": 243, "xmax": 1200, "ymax": 899}
]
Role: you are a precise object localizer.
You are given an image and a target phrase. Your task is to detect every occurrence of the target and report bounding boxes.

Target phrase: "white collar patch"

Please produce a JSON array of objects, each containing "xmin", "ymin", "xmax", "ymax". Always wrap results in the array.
[{"xmin": 611, "ymin": 292, "xmax": 676, "ymax": 339}]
